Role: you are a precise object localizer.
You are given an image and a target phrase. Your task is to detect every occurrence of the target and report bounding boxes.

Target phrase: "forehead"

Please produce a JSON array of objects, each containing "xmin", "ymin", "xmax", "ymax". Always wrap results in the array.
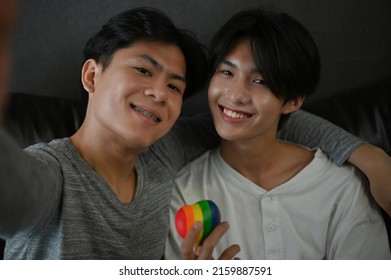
[
  {"xmin": 223, "ymin": 38, "xmax": 257, "ymax": 69},
  {"xmin": 112, "ymin": 40, "xmax": 186, "ymax": 75}
]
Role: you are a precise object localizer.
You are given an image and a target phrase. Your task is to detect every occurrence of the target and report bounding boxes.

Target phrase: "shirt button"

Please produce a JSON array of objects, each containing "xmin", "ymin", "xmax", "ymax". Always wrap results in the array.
[
  {"xmin": 267, "ymin": 224, "xmax": 275, "ymax": 232},
  {"xmin": 264, "ymin": 196, "xmax": 272, "ymax": 204}
]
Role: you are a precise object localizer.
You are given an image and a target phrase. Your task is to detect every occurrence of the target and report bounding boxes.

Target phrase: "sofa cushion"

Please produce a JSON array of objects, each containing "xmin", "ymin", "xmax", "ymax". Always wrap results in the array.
[
  {"xmin": 4, "ymin": 92, "xmax": 86, "ymax": 147},
  {"xmin": 304, "ymin": 79, "xmax": 391, "ymax": 152}
]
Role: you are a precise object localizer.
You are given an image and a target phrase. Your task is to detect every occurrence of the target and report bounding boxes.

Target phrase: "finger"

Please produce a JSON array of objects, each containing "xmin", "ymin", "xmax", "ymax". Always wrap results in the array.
[
  {"xmin": 218, "ymin": 244, "xmax": 241, "ymax": 260},
  {"xmin": 180, "ymin": 222, "xmax": 202, "ymax": 259},
  {"xmin": 196, "ymin": 221, "xmax": 230, "ymax": 259}
]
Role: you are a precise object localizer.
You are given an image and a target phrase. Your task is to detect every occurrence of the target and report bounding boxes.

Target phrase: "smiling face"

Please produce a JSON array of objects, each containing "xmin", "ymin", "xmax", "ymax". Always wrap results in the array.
[
  {"xmin": 208, "ymin": 38, "xmax": 300, "ymax": 144},
  {"xmin": 82, "ymin": 40, "xmax": 186, "ymax": 150}
]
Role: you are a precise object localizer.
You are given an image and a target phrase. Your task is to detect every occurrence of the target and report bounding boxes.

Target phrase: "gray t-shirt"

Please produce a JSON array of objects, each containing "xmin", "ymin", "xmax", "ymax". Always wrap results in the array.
[{"xmin": 0, "ymin": 110, "xmax": 364, "ymax": 259}]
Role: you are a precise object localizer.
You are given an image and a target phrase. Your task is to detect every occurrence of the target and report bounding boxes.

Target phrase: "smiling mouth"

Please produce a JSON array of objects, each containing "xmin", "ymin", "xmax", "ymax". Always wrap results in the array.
[
  {"xmin": 130, "ymin": 104, "xmax": 161, "ymax": 123},
  {"xmin": 219, "ymin": 105, "xmax": 252, "ymax": 119}
]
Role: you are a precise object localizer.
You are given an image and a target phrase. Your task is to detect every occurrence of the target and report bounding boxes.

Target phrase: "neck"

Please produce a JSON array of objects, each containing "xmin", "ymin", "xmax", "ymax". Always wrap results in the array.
[
  {"xmin": 220, "ymin": 135, "xmax": 279, "ymax": 180},
  {"xmin": 70, "ymin": 122, "xmax": 140, "ymax": 203},
  {"xmin": 220, "ymin": 136, "xmax": 313, "ymax": 191}
]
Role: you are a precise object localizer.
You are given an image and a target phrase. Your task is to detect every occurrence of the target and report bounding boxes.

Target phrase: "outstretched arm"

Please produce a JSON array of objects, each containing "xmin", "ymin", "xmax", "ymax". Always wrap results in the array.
[
  {"xmin": 0, "ymin": 130, "xmax": 62, "ymax": 238},
  {"xmin": 278, "ymin": 110, "xmax": 364, "ymax": 166},
  {"xmin": 279, "ymin": 110, "xmax": 391, "ymax": 216},
  {"xmin": 348, "ymin": 144, "xmax": 391, "ymax": 216},
  {"xmin": 0, "ymin": 0, "xmax": 17, "ymax": 125}
]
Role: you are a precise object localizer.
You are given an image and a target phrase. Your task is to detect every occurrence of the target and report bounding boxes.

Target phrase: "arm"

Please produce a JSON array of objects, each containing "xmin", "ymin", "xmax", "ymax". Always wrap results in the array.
[
  {"xmin": 0, "ymin": 0, "xmax": 17, "ymax": 125},
  {"xmin": 0, "ymin": 129, "xmax": 62, "ymax": 238},
  {"xmin": 154, "ymin": 113, "xmax": 219, "ymax": 174},
  {"xmin": 348, "ymin": 144, "xmax": 391, "ymax": 216},
  {"xmin": 278, "ymin": 110, "xmax": 365, "ymax": 166},
  {"xmin": 279, "ymin": 110, "xmax": 391, "ymax": 216}
]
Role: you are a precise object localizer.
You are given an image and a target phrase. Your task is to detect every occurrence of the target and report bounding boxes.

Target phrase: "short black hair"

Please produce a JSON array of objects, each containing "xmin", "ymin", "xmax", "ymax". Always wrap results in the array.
[
  {"xmin": 209, "ymin": 8, "xmax": 320, "ymax": 102},
  {"xmin": 83, "ymin": 7, "xmax": 208, "ymax": 99}
]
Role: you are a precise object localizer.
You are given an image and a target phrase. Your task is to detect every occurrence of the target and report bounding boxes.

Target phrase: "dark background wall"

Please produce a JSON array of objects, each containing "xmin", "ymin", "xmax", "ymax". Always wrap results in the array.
[{"xmin": 8, "ymin": 0, "xmax": 391, "ymax": 113}]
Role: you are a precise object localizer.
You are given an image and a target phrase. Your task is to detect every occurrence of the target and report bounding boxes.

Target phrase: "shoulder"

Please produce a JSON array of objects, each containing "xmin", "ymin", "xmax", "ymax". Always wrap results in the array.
[
  {"xmin": 310, "ymin": 149, "xmax": 369, "ymax": 199},
  {"xmin": 175, "ymin": 149, "xmax": 215, "ymax": 179},
  {"xmin": 277, "ymin": 141, "xmax": 316, "ymax": 181},
  {"xmin": 25, "ymin": 138, "xmax": 69, "ymax": 153},
  {"xmin": 24, "ymin": 138, "xmax": 73, "ymax": 167},
  {"xmin": 289, "ymin": 147, "xmax": 366, "ymax": 191},
  {"xmin": 173, "ymin": 149, "xmax": 218, "ymax": 196},
  {"xmin": 314, "ymin": 149, "xmax": 359, "ymax": 176}
]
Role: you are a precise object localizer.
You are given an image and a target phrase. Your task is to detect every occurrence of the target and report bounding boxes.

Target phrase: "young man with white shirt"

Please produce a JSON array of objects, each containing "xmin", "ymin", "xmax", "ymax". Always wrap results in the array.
[{"xmin": 165, "ymin": 9, "xmax": 391, "ymax": 259}]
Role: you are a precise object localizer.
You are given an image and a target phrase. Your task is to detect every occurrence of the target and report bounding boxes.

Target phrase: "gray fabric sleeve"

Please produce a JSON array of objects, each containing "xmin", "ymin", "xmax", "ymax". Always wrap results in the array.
[
  {"xmin": 152, "ymin": 113, "xmax": 219, "ymax": 175},
  {"xmin": 0, "ymin": 129, "xmax": 62, "ymax": 238},
  {"xmin": 278, "ymin": 110, "xmax": 365, "ymax": 166}
]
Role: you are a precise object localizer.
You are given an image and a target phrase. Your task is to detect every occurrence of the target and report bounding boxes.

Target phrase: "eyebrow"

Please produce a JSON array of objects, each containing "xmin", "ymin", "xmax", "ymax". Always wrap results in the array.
[
  {"xmin": 221, "ymin": 59, "xmax": 260, "ymax": 74},
  {"xmin": 221, "ymin": 60, "xmax": 237, "ymax": 69},
  {"xmin": 137, "ymin": 54, "xmax": 186, "ymax": 83}
]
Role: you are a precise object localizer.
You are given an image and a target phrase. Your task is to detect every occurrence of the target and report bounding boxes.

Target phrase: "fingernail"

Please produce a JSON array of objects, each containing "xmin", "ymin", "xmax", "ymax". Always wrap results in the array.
[
  {"xmin": 193, "ymin": 222, "xmax": 202, "ymax": 230},
  {"xmin": 221, "ymin": 221, "xmax": 229, "ymax": 228}
]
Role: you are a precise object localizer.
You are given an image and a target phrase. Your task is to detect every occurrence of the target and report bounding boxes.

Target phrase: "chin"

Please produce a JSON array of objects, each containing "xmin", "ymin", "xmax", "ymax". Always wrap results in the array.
[{"xmin": 216, "ymin": 129, "xmax": 235, "ymax": 142}]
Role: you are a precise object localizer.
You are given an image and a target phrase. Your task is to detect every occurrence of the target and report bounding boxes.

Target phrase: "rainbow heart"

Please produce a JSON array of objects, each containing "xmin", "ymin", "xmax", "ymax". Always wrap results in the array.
[{"xmin": 175, "ymin": 200, "xmax": 221, "ymax": 244}]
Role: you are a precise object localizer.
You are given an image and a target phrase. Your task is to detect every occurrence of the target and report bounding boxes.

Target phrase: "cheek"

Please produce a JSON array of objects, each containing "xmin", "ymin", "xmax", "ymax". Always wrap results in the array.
[
  {"xmin": 174, "ymin": 100, "xmax": 182, "ymax": 119},
  {"xmin": 169, "ymin": 96, "xmax": 183, "ymax": 120},
  {"xmin": 207, "ymin": 79, "xmax": 221, "ymax": 106},
  {"xmin": 255, "ymin": 99, "xmax": 285, "ymax": 125},
  {"xmin": 255, "ymin": 92, "xmax": 284, "ymax": 110}
]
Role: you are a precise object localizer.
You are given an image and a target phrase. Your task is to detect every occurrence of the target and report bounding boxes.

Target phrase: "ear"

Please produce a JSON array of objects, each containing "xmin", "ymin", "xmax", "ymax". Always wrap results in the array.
[
  {"xmin": 81, "ymin": 59, "xmax": 99, "ymax": 93},
  {"xmin": 281, "ymin": 96, "xmax": 305, "ymax": 115}
]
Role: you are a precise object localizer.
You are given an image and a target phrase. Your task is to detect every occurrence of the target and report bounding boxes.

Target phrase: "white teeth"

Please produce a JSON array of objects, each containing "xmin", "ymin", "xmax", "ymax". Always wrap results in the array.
[
  {"xmin": 223, "ymin": 107, "xmax": 249, "ymax": 119},
  {"xmin": 131, "ymin": 105, "xmax": 160, "ymax": 123}
]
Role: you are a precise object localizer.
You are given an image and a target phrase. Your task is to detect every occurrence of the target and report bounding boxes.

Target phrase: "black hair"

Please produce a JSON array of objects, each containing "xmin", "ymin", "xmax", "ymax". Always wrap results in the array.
[
  {"xmin": 209, "ymin": 8, "xmax": 320, "ymax": 103},
  {"xmin": 83, "ymin": 7, "xmax": 208, "ymax": 99}
]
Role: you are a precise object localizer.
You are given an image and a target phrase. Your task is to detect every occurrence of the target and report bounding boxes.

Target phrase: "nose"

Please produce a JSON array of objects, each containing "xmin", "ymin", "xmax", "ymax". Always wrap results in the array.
[
  {"xmin": 225, "ymin": 80, "xmax": 251, "ymax": 105},
  {"xmin": 144, "ymin": 82, "xmax": 168, "ymax": 103}
]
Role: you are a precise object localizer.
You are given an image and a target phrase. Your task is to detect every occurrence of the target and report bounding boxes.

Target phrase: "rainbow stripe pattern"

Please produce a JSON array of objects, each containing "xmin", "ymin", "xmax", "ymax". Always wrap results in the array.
[{"xmin": 175, "ymin": 200, "xmax": 221, "ymax": 244}]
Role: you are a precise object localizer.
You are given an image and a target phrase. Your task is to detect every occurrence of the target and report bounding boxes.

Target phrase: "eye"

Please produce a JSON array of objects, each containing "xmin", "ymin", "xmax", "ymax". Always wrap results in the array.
[
  {"xmin": 253, "ymin": 78, "xmax": 265, "ymax": 85},
  {"xmin": 168, "ymin": 84, "xmax": 183, "ymax": 95},
  {"xmin": 136, "ymin": 67, "xmax": 151, "ymax": 76},
  {"xmin": 222, "ymin": 70, "xmax": 232, "ymax": 76}
]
